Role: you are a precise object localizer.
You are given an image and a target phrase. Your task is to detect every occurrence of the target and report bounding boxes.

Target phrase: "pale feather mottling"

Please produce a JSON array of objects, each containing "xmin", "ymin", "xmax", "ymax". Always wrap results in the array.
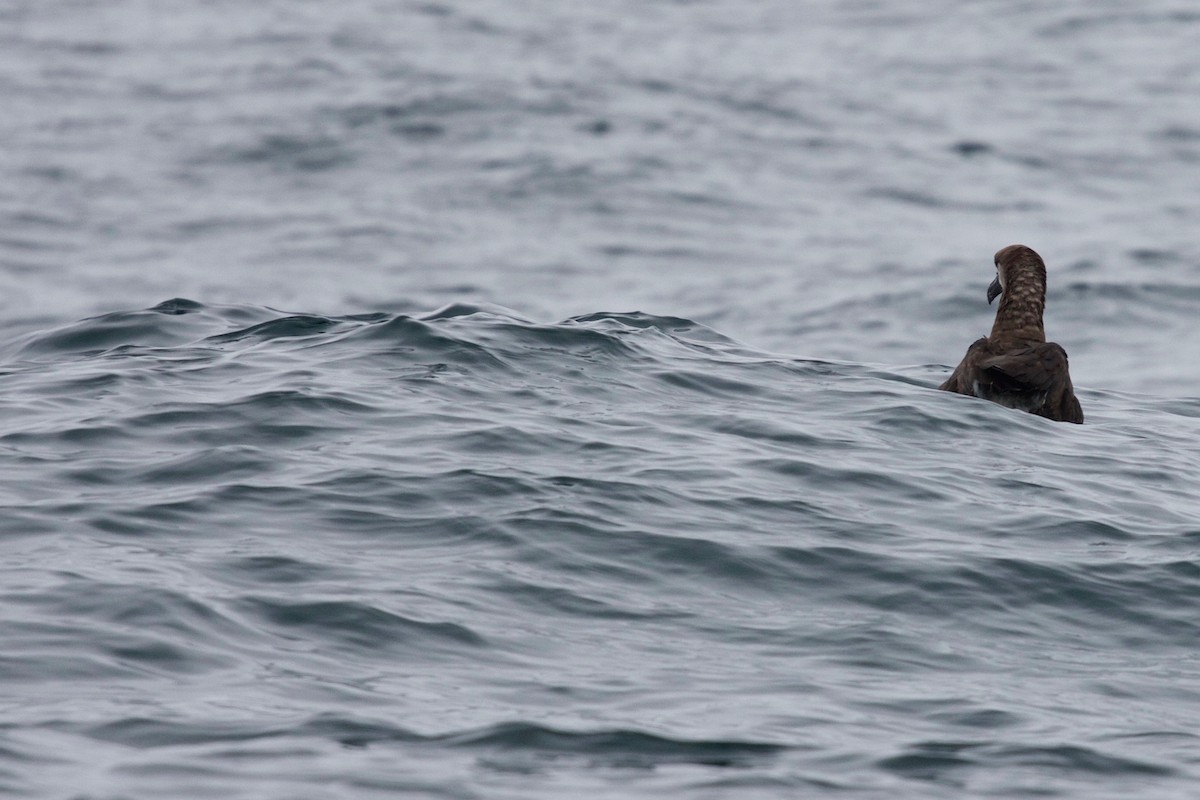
[{"xmin": 991, "ymin": 245, "xmax": 1048, "ymax": 341}]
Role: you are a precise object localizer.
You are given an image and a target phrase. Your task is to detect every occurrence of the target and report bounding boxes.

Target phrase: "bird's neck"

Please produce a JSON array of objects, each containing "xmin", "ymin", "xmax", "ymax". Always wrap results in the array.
[{"xmin": 990, "ymin": 288, "xmax": 1046, "ymax": 341}]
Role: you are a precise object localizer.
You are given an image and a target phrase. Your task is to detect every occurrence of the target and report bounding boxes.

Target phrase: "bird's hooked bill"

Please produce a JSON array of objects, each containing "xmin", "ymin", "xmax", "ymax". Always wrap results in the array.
[{"xmin": 987, "ymin": 276, "xmax": 1002, "ymax": 304}]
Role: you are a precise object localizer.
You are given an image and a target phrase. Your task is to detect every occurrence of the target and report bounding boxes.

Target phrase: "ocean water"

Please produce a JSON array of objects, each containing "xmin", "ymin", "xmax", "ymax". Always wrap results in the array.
[{"xmin": 3, "ymin": 1, "xmax": 1200, "ymax": 798}]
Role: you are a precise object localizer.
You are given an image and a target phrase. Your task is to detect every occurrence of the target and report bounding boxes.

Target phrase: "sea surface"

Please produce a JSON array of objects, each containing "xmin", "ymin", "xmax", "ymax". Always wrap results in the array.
[{"xmin": 2, "ymin": 2, "xmax": 1200, "ymax": 798}]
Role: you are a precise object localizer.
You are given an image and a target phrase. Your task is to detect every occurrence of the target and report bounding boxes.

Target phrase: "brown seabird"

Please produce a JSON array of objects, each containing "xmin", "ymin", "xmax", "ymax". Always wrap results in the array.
[{"xmin": 939, "ymin": 244, "xmax": 1083, "ymax": 424}]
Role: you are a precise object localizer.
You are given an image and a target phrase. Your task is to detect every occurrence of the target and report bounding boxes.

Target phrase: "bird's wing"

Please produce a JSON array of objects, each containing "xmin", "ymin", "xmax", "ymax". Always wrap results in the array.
[
  {"xmin": 978, "ymin": 342, "xmax": 1070, "ymax": 397},
  {"xmin": 938, "ymin": 337, "xmax": 989, "ymax": 393}
]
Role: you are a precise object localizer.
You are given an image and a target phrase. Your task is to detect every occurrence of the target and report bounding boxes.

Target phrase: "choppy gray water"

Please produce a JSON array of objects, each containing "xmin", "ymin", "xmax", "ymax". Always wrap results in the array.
[{"xmin": 3, "ymin": 2, "xmax": 1200, "ymax": 798}]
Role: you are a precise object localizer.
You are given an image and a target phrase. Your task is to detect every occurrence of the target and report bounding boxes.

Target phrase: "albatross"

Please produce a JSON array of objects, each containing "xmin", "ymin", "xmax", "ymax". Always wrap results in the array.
[{"xmin": 939, "ymin": 244, "xmax": 1083, "ymax": 424}]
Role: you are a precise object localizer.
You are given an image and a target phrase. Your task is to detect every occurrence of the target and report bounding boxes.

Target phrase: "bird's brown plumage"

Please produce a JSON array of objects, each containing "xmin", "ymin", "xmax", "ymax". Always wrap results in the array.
[{"xmin": 939, "ymin": 244, "xmax": 1083, "ymax": 424}]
